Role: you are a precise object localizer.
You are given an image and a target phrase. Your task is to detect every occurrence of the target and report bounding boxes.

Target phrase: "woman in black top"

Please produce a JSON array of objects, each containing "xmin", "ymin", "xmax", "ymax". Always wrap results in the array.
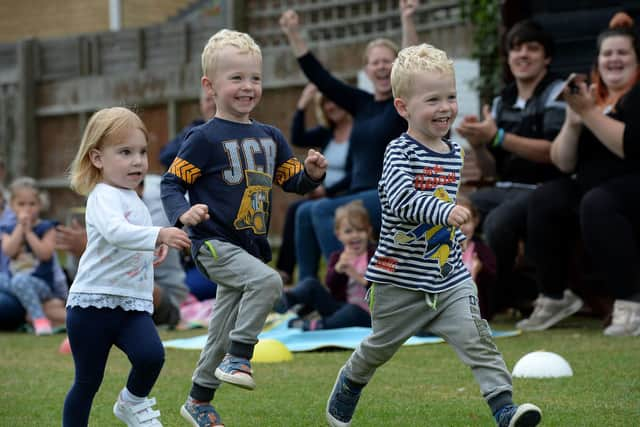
[
  {"xmin": 279, "ymin": 0, "xmax": 418, "ymax": 279},
  {"xmin": 276, "ymin": 84, "xmax": 353, "ymax": 283},
  {"xmin": 519, "ymin": 12, "xmax": 640, "ymax": 335}
]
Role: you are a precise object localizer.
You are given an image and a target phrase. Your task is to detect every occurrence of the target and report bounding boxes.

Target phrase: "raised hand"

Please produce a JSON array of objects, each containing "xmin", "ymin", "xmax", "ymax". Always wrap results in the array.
[
  {"xmin": 279, "ymin": 9, "xmax": 309, "ymax": 57},
  {"xmin": 279, "ymin": 9, "xmax": 300, "ymax": 37},
  {"xmin": 400, "ymin": 0, "xmax": 418, "ymax": 18},
  {"xmin": 400, "ymin": 0, "xmax": 419, "ymax": 47}
]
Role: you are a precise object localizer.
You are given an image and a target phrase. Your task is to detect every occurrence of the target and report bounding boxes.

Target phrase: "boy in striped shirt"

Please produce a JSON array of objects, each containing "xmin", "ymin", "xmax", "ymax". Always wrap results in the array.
[{"xmin": 326, "ymin": 44, "xmax": 542, "ymax": 427}]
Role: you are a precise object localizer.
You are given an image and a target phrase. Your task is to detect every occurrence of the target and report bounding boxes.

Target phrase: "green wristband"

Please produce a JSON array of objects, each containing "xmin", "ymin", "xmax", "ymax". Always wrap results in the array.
[{"xmin": 492, "ymin": 128, "xmax": 505, "ymax": 148}]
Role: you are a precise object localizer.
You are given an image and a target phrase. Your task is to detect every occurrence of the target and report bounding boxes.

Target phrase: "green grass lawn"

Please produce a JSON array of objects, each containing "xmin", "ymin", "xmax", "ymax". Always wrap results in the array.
[{"xmin": 1, "ymin": 315, "xmax": 639, "ymax": 426}]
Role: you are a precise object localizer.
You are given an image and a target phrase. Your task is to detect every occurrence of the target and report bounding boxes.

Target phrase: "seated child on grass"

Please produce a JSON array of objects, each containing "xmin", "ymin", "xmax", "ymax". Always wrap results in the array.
[
  {"xmin": 458, "ymin": 194, "xmax": 496, "ymax": 319},
  {"xmin": 0, "ymin": 177, "xmax": 68, "ymax": 336},
  {"xmin": 275, "ymin": 200, "xmax": 375, "ymax": 330}
]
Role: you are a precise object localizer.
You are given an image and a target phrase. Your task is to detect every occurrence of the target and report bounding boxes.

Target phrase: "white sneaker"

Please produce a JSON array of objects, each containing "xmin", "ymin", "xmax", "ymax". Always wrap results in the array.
[
  {"xmin": 516, "ymin": 289, "xmax": 583, "ymax": 331},
  {"xmin": 604, "ymin": 300, "xmax": 640, "ymax": 336},
  {"xmin": 113, "ymin": 395, "xmax": 163, "ymax": 426}
]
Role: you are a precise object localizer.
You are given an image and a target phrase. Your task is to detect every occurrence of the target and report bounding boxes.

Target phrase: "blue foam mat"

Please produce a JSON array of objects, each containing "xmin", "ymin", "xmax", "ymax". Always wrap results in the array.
[{"xmin": 163, "ymin": 315, "xmax": 521, "ymax": 352}]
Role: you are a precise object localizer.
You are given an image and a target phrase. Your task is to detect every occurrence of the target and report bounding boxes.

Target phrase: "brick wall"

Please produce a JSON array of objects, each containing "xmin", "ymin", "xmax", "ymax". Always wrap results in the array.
[
  {"xmin": 0, "ymin": 1, "xmax": 109, "ymax": 42},
  {"xmin": 0, "ymin": 0, "xmax": 195, "ymax": 43},
  {"xmin": 122, "ymin": 0, "xmax": 198, "ymax": 29}
]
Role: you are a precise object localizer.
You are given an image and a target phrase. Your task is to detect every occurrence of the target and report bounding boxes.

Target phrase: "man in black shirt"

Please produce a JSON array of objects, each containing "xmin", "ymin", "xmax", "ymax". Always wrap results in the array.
[{"xmin": 456, "ymin": 20, "xmax": 566, "ymax": 318}]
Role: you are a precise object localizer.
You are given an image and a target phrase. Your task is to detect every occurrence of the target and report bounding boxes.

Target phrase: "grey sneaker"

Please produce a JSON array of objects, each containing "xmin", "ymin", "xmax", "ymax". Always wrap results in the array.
[
  {"xmin": 516, "ymin": 289, "xmax": 583, "ymax": 331},
  {"xmin": 604, "ymin": 299, "xmax": 640, "ymax": 336},
  {"xmin": 180, "ymin": 399, "xmax": 224, "ymax": 427},
  {"xmin": 326, "ymin": 368, "xmax": 363, "ymax": 427},
  {"xmin": 113, "ymin": 395, "xmax": 162, "ymax": 426},
  {"xmin": 494, "ymin": 403, "xmax": 542, "ymax": 427}
]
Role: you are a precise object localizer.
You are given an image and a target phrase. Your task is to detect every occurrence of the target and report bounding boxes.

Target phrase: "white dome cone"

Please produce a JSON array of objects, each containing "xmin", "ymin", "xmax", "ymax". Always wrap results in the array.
[{"xmin": 512, "ymin": 351, "xmax": 573, "ymax": 378}]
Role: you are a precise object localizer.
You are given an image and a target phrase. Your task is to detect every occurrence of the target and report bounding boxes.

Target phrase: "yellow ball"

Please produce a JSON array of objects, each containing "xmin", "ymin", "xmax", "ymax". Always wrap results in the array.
[{"xmin": 251, "ymin": 338, "xmax": 293, "ymax": 363}]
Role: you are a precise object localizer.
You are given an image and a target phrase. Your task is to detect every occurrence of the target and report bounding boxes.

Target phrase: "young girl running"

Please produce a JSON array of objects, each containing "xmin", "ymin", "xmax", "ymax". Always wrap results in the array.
[
  {"xmin": 62, "ymin": 107, "xmax": 191, "ymax": 427},
  {"xmin": 0, "ymin": 177, "xmax": 68, "ymax": 335}
]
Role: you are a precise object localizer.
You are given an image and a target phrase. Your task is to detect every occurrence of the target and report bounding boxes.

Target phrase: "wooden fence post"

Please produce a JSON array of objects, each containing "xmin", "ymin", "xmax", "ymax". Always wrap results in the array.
[{"xmin": 14, "ymin": 38, "xmax": 37, "ymax": 178}]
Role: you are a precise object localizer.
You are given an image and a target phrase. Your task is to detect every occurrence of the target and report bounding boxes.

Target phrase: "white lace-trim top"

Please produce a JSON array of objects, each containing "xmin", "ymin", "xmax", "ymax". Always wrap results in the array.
[
  {"xmin": 67, "ymin": 293, "xmax": 153, "ymax": 314},
  {"xmin": 69, "ymin": 183, "xmax": 160, "ymax": 301}
]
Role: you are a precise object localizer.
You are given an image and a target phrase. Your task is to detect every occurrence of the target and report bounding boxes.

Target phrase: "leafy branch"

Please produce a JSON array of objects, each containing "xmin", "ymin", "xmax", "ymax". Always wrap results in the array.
[{"xmin": 461, "ymin": 0, "xmax": 502, "ymax": 105}]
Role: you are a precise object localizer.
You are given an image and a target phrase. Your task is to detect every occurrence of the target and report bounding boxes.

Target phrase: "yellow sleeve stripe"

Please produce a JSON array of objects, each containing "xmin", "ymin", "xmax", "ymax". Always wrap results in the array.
[
  {"xmin": 168, "ymin": 157, "xmax": 202, "ymax": 184},
  {"xmin": 275, "ymin": 158, "xmax": 303, "ymax": 185}
]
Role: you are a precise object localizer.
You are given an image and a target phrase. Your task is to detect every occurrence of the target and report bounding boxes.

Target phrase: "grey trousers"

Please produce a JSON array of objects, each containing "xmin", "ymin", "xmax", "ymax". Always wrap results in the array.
[
  {"xmin": 191, "ymin": 239, "xmax": 283, "ymax": 390},
  {"xmin": 344, "ymin": 280, "xmax": 513, "ymax": 403}
]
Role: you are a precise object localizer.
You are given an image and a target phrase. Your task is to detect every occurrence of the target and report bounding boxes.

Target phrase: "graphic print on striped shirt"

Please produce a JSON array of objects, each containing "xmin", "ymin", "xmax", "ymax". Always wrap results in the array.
[{"xmin": 365, "ymin": 133, "xmax": 471, "ymax": 293}]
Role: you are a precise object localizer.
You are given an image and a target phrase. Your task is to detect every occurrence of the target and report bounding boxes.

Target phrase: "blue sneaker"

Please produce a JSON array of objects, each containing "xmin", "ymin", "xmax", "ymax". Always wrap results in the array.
[
  {"xmin": 214, "ymin": 354, "xmax": 256, "ymax": 390},
  {"xmin": 495, "ymin": 403, "xmax": 542, "ymax": 427},
  {"xmin": 326, "ymin": 368, "xmax": 363, "ymax": 427},
  {"xmin": 180, "ymin": 399, "xmax": 224, "ymax": 427}
]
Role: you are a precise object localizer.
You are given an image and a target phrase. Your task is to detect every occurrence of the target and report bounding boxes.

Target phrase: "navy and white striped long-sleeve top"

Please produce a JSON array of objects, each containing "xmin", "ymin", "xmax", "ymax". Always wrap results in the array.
[{"xmin": 365, "ymin": 133, "xmax": 472, "ymax": 293}]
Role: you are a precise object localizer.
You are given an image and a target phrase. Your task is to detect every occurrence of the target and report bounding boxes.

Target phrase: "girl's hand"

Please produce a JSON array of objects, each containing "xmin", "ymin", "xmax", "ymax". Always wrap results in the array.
[
  {"xmin": 304, "ymin": 149, "xmax": 328, "ymax": 181},
  {"xmin": 179, "ymin": 204, "xmax": 210, "ymax": 226},
  {"xmin": 17, "ymin": 212, "xmax": 32, "ymax": 230},
  {"xmin": 335, "ymin": 251, "xmax": 355, "ymax": 274},
  {"xmin": 447, "ymin": 205, "xmax": 471, "ymax": 228},
  {"xmin": 157, "ymin": 227, "xmax": 191, "ymax": 250},
  {"xmin": 153, "ymin": 243, "xmax": 168, "ymax": 266}
]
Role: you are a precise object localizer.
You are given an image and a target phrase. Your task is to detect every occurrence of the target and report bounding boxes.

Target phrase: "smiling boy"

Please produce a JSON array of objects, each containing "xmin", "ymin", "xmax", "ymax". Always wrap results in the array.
[
  {"xmin": 325, "ymin": 44, "xmax": 542, "ymax": 427},
  {"xmin": 161, "ymin": 29, "xmax": 327, "ymax": 426}
]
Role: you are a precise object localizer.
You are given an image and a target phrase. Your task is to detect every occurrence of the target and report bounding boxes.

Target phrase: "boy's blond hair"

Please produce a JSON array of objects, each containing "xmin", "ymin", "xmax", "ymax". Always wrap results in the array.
[
  {"xmin": 201, "ymin": 29, "xmax": 262, "ymax": 79},
  {"xmin": 69, "ymin": 107, "xmax": 148, "ymax": 196},
  {"xmin": 334, "ymin": 199, "xmax": 372, "ymax": 232},
  {"xmin": 391, "ymin": 43, "xmax": 455, "ymax": 99}
]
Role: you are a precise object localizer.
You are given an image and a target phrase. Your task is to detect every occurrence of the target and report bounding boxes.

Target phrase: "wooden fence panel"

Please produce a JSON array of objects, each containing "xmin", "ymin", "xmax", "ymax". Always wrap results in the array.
[
  {"xmin": 37, "ymin": 37, "xmax": 83, "ymax": 81},
  {"xmin": 0, "ymin": 43, "xmax": 16, "ymax": 78},
  {"xmin": 144, "ymin": 22, "xmax": 188, "ymax": 69},
  {"xmin": 98, "ymin": 29, "xmax": 143, "ymax": 75},
  {"xmin": 187, "ymin": 16, "xmax": 227, "ymax": 66}
]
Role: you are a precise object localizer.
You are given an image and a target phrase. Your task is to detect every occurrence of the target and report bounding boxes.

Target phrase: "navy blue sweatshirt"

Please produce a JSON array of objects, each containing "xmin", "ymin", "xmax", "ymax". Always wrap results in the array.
[
  {"xmin": 161, "ymin": 118, "xmax": 321, "ymax": 262},
  {"xmin": 297, "ymin": 52, "xmax": 407, "ymax": 193}
]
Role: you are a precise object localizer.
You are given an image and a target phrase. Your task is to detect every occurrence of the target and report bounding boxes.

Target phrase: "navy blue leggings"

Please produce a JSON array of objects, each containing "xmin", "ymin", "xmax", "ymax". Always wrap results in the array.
[
  {"xmin": 286, "ymin": 277, "xmax": 371, "ymax": 329},
  {"xmin": 63, "ymin": 306, "xmax": 165, "ymax": 427}
]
